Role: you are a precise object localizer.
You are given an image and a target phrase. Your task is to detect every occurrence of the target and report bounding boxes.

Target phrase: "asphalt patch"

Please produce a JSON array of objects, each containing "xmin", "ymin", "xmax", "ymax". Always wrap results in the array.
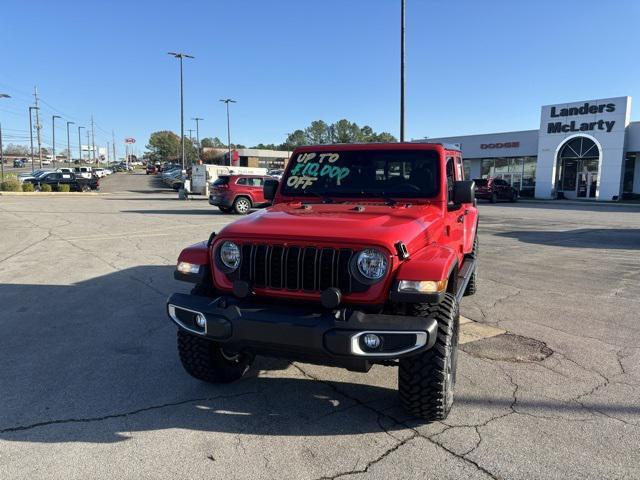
[{"xmin": 460, "ymin": 333, "xmax": 553, "ymax": 362}]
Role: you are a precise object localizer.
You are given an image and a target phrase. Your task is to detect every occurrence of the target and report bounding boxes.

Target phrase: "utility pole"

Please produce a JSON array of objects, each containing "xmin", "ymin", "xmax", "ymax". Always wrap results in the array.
[
  {"xmin": 168, "ymin": 52, "xmax": 194, "ymax": 170},
  {"xmin": 107, "ymin": 141, "xmax": 110, "ymax": 165},
  {"xmin": 77, "ymin": 126, "xmax": 85, "ymax": 165},
  {"xmin": 112, "ymin": 130, "xmax": 117, "ymax": 165},
  {"xmin": 33, "ymin": 87, "xmax": 43, "ymax": 166},
  {"xmin": 91, "ymin": 115, "xmax": 96, "ymax": 164},
  {"xmin": 52, "ymin": 115, "xmax": 61, "ymax": 165},
  {"xmin": 66, "ymin": 121, "xmax": 75, "ymax": 167},
  {"xmin": 0, "ymin": 93, "xmax": 9, "ymax": 181},
  {"xmin": 400, "ymin": 0, "xmax": 406, "ymax": 142},
  {"xmin": 86, "ymin": 131, "xmax": 91, "ymax": 163},
  {"xmin": 192, "ymin": 117, "xmax": 203, "ymax": 160},
  {"xmin": 219, "ymin": 99, "xmax": 236, "ymax": 166},
  {"xmin": 29, "ymin": 106, "xmax": 39, "ymax": 172},
  {"xmin": 187, "ymin": 129, "xmax": 194, "ymax": 144}
]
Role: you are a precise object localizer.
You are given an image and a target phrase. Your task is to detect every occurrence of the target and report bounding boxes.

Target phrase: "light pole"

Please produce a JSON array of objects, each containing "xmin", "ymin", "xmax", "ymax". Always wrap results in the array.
[
  {"xmin": 168, "ymin": 52, "xmax": 194, "ymax": 170},
  {"xmin": 400, "ymin": 0, "xmax": 406, "ymax": 142},
  {"xmin": 29, "ymin": 106, "xmax": 39, "ymax": 172},
  {"xmin": 78, "ymin": 126, "xmax": 85, "ymax": 165},
  {"xmin": 66, "ymin": 121, "xmax": 75, "ymax": 167},
  {"xmin": 0, "ymin": 94, "xmax": 10, "ymax": 181},
  {"xmin": 220, "ymin": 99, "xmax": 236, "ymax": 166},
  {"xmin": 52, "ymin": 115, "xmax": 61, "ymax": 165},
  {"xmin": 192, "ymin": 117, "xmax": 203, "ymax": 160}
]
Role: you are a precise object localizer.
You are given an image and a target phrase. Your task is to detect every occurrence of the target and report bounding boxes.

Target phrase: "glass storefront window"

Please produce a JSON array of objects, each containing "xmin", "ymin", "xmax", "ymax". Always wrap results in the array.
[
  {"xmin": 463, "ymin": 160, "xmax": 471, "ymax": 179},
  {"xmin": 481, "ymin": 159, "xmax": 494, "ymax": 178}
]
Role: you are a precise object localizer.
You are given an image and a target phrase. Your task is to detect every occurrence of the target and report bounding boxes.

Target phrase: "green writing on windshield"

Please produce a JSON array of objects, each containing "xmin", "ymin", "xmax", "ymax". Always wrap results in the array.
[{"xmin": 286, "ymin": 152, "xmax": 350, "ymax": 189}]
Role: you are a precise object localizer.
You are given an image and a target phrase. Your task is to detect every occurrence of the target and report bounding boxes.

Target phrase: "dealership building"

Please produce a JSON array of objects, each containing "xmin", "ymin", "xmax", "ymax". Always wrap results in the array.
[{"xmin": 425, "ymin": 96, "xmax": 640, "ymax": 201}]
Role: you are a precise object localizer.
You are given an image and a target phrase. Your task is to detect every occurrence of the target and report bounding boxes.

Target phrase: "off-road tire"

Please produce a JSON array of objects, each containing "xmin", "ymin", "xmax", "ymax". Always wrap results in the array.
[
  {"xmin": 218, "ymin": 206, "xmax": 233, "ymax": 213},
  {"xmin": 176, "ymin": 282, "xmax": 252, "ymax": 383},
  {"xmin": 490, "ymin": 192, "xmax": 498, "ymax": 203},
  {"xmin": 177, "ymin": 330, "xmax": 251, "ymax": 383},
  {"xmin": 233, "ymin": 196, "xmax": 252, "ymax": 215},
  {"xmin": 464, "ymin": 235, "xmax": 478, "ymax": 296},
  {"xmin": 399, "ymin": 293, "xmax": 460, "ymax": 421}
]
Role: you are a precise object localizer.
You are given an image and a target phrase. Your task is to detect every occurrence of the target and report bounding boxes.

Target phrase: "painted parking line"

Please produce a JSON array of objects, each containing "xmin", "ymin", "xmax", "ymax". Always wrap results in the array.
[{"xmin": 459, "ymin": 315, "xmax": 506, "ymax": 344}]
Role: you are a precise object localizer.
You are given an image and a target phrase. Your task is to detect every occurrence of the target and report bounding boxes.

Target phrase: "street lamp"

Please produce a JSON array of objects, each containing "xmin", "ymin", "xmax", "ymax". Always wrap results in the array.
[
  {"xmin": 168, "ymin": 51, "xmax": 194, "ymax": 170},
  {"xmin": 400, "ymin": 0, "xmax": 406, "ymax": 142},
  {"xmin": 52, "ymin": 115, "xmax": 61, "ymax": 165},
  {"xmin": 192, "ymin": 117, "xmax": 203, "ymax": 160},
  {"xmin": 29, "ymin": 106, "xmax": 40, "ymax": 172},
  {"xmin": 66, "ymin": 121, "xmax": 75, "ymax": 167},
  {"xmin": 219, "ymin": 99, "xmax": 236, "ymax": 166},
  {"xmin": 0, "ymin": 94, "xmax": 10, "ymax": 181},
  {"xmin": 77, "ymin": 126, "xmax": 85, "ymax": 165}
]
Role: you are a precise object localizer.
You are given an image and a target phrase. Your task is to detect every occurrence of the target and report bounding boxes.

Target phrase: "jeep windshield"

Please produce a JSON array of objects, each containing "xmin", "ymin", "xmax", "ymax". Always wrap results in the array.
[{"xmin": 281, "ymin": 149, "xmax": 440, "ymax": 200}]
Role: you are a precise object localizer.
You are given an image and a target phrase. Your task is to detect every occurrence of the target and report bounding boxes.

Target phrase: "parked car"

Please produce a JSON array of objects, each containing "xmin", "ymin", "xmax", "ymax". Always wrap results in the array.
[
  {"xmin": 41, "ymin": 159, "xmax": 52, "ymax": 166},
  {"xmin": 13, "ymin": 159, "xmax": 27, "ymax": 168},
  {"xmin": 267, "ymin": 169, "xmax": 284, "ymax": 180},
  {"xmin": 74, "ymin": 167, "xmax": 93, "ymax": 179},
  {"xmin": 473, "ymin": 177, "xmax": 518, "ymax": 203},
  {"xmin": 93, "ymin": 168, "xmax": 109, "ymax": 178},
  {"xmin": 168, "ymin": 142, "xmax": 478, "ymax": 421},
  {"xmin": 208, "ymin": 174, "xmax": 273, "ymax": 214},
  {"xmin": 58, "ymin": 167, "xmax": 74, "ymax": 174},
  {"xmin": 17, "ymin": 169, "xmax": 55, "ymax": 183},
  {"xmin": 23, "ymin": 171, "xmax": 99, "ymax": 192},
  {"xmin": 146, "ymin": 164, "xmax": 157, "ymax": 175}
]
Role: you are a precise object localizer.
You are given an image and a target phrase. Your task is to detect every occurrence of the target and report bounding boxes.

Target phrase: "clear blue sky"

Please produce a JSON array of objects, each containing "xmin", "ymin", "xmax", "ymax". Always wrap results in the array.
[{"xmin": 1, "ymin": 0, "xmax": 639, "ymax": 155}]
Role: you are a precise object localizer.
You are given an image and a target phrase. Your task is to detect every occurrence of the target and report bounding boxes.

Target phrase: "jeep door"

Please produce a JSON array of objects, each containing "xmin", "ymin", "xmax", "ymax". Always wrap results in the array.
[{"xmin": 444, "ymin": 156, "xmax": 466, "ymax": 262}]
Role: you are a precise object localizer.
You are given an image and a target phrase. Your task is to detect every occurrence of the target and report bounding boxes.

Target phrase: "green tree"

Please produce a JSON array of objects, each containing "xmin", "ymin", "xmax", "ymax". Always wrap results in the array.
[
  {"xmin": 283, "ymin": 130, "xmax": 307, "ymax": 149},
  {"xmin": 146, "ymin": 131, "xmax": 180, "ymax": 162},
  {"xmin": 370, "ymin": 132, "xmax": 397, "ymax": 143},
  {"xmin": 201, "ymin": 137, "xmax": 225, "ymax": 148},
  {"xmin": 331, "ymin": 119, "xmax": 362, "ymax": 143},
  {"xmin": 305, "ymin": 120, "xmax": 330, "ymax": 144}
]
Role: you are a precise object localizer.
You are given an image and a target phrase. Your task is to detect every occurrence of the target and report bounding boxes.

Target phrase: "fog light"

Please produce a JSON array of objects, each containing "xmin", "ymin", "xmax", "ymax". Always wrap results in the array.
[
  {"xmin": 362, "ymin": 333, "xmax": 381, "ymax": 350},
  {"xmin": 195, "ymin": 314, "xmax": 206, "ymax": 329}
]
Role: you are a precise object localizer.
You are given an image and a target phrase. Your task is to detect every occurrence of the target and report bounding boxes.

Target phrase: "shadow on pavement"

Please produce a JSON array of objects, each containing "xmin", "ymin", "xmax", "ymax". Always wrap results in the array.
[
  {"xmin": 122, "ymin": 209, "xmax": 228, "ymax": 215},
  {"xmin": 2, "ymin": 265, "xmax": 638, "ymax": 445},
  {"xmin": 497, "ymin": 228, "xmax": 640, "ymax": 249}
]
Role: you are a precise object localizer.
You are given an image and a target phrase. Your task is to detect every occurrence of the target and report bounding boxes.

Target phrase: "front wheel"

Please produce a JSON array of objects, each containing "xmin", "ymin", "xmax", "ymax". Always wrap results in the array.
[
  {"xmin": 233, "ymin": 197, "xmax": 252, "ymax": 215},
  {"xmin": 399, "ymin": 293, "xmax": 460, "ymax": 421},
  {"xmin": 177, "ymin": 330, "xmax": 252, "ymax": 383}
]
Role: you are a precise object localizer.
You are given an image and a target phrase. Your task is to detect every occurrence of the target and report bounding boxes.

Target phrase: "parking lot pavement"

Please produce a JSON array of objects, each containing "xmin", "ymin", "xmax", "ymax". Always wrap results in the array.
[{"xmin": 1, "ymin": 173, "xmax": 639, "ymax": 479}]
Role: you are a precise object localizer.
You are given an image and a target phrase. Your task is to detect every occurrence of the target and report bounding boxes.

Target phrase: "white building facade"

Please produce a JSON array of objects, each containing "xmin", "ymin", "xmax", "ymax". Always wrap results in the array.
[{"xmin": 425, "ymin": 96, "xmax": 640, "ymax": 201}]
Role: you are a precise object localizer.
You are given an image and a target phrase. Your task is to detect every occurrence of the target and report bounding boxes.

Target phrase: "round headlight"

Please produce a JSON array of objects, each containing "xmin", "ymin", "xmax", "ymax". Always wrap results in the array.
[
  {"xmin": 355, "ymin": 249, "xmax": 387, "ymax": 281},
  {"xmin": 219, "ymin": 241, "xmax": 241, "ymax": 271}
]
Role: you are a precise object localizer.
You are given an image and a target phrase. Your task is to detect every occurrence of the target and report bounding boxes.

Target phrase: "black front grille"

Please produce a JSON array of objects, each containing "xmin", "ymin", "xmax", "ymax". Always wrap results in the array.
[{"xmin": 238, "ymin": 244, "xmax": 357, "ymax": 293}]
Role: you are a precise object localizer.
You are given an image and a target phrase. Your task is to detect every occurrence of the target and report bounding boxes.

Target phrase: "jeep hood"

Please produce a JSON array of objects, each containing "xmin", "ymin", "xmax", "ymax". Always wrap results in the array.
[{"xmin": 217, "ymin": 202, "xmax": 443, "ymax": 253}]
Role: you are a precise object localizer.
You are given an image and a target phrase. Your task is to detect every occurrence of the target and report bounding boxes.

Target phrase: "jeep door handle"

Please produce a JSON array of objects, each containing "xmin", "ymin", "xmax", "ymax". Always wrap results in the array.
[{"xmin": 457, "ymin": 214, "xmax": 465, "ymax": 223}]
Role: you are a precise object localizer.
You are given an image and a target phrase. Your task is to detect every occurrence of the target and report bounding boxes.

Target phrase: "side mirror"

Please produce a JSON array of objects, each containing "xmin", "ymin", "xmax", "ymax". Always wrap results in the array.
[
  {"xmin": 453, "ymin": 180, "xmax": 475, "ymax": 205},
  {"xmin": 264, "ymin": 179, "xmax": 279, "ymax": 201}
]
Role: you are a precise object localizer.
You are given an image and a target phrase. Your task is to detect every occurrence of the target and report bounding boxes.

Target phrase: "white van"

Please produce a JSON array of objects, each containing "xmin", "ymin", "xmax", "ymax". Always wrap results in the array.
[{"xmin": 190, "ymin": 165, "xmax": 268, "ymax": 195}]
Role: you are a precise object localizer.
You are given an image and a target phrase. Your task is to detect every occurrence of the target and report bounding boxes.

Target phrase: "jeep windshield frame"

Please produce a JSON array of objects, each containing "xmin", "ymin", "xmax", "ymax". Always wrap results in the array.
[{"xmin": 280, "ymin": 149, "xmax": 441, "ymax": 201}]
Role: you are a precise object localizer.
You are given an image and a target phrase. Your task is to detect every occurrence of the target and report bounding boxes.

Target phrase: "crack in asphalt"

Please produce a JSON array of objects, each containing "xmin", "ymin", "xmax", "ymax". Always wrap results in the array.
[
  {"xmin": 0, "ymin": 391, "xmax": 257, "ymax": 434},
  {"xmin": 291, "ymin": 364, "xmax": 499, "ymax": 480}
]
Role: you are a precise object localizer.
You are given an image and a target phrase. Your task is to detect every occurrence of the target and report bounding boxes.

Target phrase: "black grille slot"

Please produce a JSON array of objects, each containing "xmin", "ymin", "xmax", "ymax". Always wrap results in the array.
[{"xmin": 237, "ymin": 244, "xmax": 356, "ymax": 294}]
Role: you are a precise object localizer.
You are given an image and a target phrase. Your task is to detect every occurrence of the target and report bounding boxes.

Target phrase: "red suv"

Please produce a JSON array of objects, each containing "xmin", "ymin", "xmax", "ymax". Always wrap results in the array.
[
  {"xmin": 209, "ymin": 175, "xmax": 273, "ymax": 214},
  {"xmin": 473, "ymin": 177, "xmax": 518, "ymax": 203},
  {"xmin": 168, "ymin": 143, "xmax": 479, "ymax": 421}
]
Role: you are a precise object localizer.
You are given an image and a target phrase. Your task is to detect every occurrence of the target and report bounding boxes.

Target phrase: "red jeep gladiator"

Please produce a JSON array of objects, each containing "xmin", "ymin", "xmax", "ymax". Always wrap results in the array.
[{"xmin": 167, "ymin": 143, "xmax": 478, "ymax": 420}]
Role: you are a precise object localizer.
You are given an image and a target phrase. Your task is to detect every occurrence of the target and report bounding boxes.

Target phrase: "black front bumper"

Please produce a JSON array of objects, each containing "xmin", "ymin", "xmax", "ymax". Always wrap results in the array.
[{"xmin": 167, "ymin": 293, "xmax": 438, "ymax": 372}]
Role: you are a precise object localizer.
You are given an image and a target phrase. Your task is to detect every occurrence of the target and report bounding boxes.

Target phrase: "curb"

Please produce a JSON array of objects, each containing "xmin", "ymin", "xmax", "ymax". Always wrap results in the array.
[
  {"xmin": 516, "ymin": 198, "xmax": 640, "ymax": 208},
  {"xmin": 0, "ymin": 191, "xmax": 107, "ymax": 196}
]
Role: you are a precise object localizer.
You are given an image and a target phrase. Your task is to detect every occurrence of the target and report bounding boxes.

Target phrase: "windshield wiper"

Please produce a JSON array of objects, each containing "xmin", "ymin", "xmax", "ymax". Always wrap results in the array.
[
  {"xmin": 363, "ymin": 191, "xmax": 397, "ymax": 206},
  {"xmin": 304, "ymin": 191, "xmax": 335, "ymax": 204}
]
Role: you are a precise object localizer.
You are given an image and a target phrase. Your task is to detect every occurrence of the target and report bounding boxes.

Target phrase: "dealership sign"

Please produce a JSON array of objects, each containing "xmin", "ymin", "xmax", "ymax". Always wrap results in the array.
[
  {"xmin": 480, "ymin": 141, "xmax": 520, "ymax": 150},
  {"xmin": 125, "ymin": 138, "xmax": 136, "ymax": 144},
  {"xmin": 546, "ymin": 102, "xmax": 616, "ymax": 134}
]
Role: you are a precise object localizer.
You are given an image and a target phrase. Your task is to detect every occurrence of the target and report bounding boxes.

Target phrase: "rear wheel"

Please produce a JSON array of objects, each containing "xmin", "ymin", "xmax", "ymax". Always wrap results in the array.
[
  {"xmin": 399, "ymin": 293, "xmax": 460, "ymax": 421},
  {"xmin": 233, "ymin": 196, "xmax": 252, "ymax": 215}
]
